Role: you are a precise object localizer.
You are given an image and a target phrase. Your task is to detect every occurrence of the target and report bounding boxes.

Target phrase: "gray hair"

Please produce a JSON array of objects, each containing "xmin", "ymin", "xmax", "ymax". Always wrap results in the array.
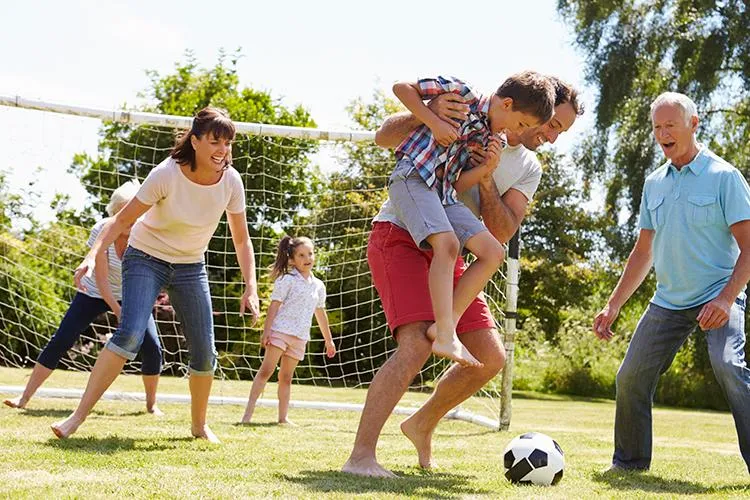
[
  {"xmin": 106, "ymin": 179, "xmax": 141, "ymax": 216},
  {"xmin": 650, "ymin": 92, "xmax": 698, "ymax": 124}
]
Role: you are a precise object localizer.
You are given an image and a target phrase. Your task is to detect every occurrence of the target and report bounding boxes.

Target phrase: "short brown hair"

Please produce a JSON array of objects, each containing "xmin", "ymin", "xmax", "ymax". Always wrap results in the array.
[
  {"xmin": 495, "ymin": 71, "xmax": 555, "ymax": 124},
  {"xmin": 548, "ymin": 76, "xmax": 585, "ymax": 116},
  {"xmin": 171, "ymin": 107, "xmax": 236, "ymax": 171}
]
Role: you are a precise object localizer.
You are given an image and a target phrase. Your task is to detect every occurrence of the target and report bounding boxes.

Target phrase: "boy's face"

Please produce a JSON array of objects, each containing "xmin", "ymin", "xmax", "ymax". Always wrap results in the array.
[{"xmin": 487, "ymin": 95, "xmax": 542, "ymax": 135}]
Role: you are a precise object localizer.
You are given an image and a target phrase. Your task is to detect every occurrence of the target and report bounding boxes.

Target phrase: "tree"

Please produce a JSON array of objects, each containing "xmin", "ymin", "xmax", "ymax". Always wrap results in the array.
[{"xmin": 558, "ymin": 0, "xmax": 750, "ymax": 253}]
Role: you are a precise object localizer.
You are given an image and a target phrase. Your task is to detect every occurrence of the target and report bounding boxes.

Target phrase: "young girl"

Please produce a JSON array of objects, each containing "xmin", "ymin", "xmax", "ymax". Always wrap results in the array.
[
  {"xmin": 241, "ymin": 236, "xmax": 335, "ymax": 424},
  {"xmin": 3, "ymin": 180, "xmax": 163, "ymax": 415},
  {"xmin": 52, "ymin": 107, "xmax": 260, "ymax": 443}
]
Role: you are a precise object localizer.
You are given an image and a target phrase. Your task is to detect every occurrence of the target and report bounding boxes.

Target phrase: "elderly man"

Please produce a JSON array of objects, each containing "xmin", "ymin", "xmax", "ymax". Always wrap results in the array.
[
  {"xmin": 594, "ymin": 92, "xmax": 750, "ymax": 473},
  {"xmin": 342, "ymin": 77, "xmax": 583, "ymax": 477}
]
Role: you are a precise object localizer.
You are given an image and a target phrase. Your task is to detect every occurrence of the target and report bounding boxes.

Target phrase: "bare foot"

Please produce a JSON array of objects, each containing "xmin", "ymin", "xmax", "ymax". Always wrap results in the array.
[
  {"xmin": 3, "ymin": 397, "xmax": 26, "ymax": 409},
  {"xmin": 50, "ymin": 415, "xmax": 83, "ymax": 439},
  {"xmin": 426, "ymin": 323, "xmax": 438, "ymax": 342},
  {"xmin": 147, "ymin": 405, "xmax": 165, "ymax": 417},
  {"xmin": 278, "ymin": 419, "xmax": 298, "ymax": 427},
  {"xmin": 192, "ymin": 424, "xmax": 221, "ymax": 444},
  {"xmin": 400, "ymin": 415, "xmax": 434, "ymax": 469},
  {"xmin": 342, "ymin": 456, "xmax": 398, "ymax": 478},
  {"xmin": 431, "ymin": 335, "xmax": 482, "ymax": 367}
]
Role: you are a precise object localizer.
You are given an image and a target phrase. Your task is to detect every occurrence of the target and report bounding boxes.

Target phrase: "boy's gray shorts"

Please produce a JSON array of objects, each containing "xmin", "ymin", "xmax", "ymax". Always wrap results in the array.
[{"xmin": 388, "ymin": 157, "xmax": 487, "ymax": 249}]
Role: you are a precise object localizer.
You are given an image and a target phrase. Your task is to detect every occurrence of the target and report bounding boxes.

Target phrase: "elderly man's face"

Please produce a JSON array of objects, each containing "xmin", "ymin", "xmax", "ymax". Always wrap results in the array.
[
  {"xmin": 652, "ymin": 103, "xmax": 699, "ymax": 167},
  {"xmin": 510, "ymin": 101, "xmax": 578, "ymax": 151}
]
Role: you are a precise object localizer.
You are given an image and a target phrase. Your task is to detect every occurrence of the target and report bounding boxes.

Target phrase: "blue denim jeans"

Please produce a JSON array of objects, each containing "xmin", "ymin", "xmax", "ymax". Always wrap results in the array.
[
  {"xmin": 37, "ymin": 292, "xmax": 161, "ymax": 375},
  {"xmin": 614, "ymin": 298, "xmax": 750, "ymax": 472},
  {"xmin": 106, "ymin": 246, "xmax": 216, "ymax": 375}
]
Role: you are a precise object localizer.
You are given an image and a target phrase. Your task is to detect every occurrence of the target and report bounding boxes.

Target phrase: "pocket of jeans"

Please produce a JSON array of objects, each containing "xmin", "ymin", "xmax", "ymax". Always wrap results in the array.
[
  {"xmin": 687, "ymin": 194, "xmax": 719, "ymax": 226},
  {"xmin": 647, "ymin": 195, "xmax": 665, "ymax": 228}
]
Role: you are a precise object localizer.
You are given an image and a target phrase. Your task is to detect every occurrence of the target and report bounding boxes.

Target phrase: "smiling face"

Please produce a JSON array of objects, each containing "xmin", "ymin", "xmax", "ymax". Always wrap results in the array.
[
  {"xmin": 509, "ymin": 101, "xmax": 578, "ymax": 151},
  {"xmin": 191, "ymin": 132, "xmax": 233, "ymax": 172},
  {"xmin": 652, "ymin": 103, "xmax": 699, "ymax": 167},
  {"xmin": 290, "ymin": 242, "xmax": 315, "ymax": 273}
]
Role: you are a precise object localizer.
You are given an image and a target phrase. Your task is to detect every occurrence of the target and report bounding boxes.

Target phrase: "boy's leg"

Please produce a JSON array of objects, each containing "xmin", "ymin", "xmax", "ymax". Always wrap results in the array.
[
  {"xmin": 277, "ymin": 353, "xmax": 301, "ymax": 424},
  {"xmin": 242, "ymin": 345, "xmax": 285, "ymax": 423}
]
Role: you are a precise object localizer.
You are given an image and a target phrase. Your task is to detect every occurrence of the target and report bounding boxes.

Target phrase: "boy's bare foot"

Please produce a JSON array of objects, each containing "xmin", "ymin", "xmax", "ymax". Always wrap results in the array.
[
  {"xmin": 400, "ymin": 415, "xmax": 434, "ymax": 469},
  {"xmin": 432, "ymin": 335, "xmax": 482, "ymax": 367},
  {"xmin": 342, "ymin": 456, "xmax": 398, "ymax": 478},
  {"xmin": 50, "ymin": 415, "xmax": 83, "ymax": 439},
  {"xmin": 147, "ymin": 405, "xmax": 165, "ymax": 417},
  {"xmin": 192, "ymin": 424, "xmax": 221, "ymax": 444},
  {"xmin": 3, "ymin": 397, "xmax": 26, "ymax": 409},
  {"xmin": 426, "ymin": 323, "xmax": 438, "ymax": 342}
]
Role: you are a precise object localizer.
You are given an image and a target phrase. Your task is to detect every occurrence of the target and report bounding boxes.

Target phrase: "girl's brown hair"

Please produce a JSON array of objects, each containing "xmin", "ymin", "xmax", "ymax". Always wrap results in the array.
[
  {"xmin": 270, "ymin": 235, "xmax": 314, "ymax": 281},
  {"xmin": 171, "ymin": 107, "xmax": 236, "ymax": 171}
]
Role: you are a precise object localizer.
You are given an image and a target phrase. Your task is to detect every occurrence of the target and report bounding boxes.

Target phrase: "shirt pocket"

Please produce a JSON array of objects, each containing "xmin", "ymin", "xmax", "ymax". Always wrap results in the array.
[
  {"xmin": 647, "ymin": 195, "xmax": 665, "ymax": 228},
  {"xmin": 687, "ymin": 194, "xmax": 720, "ymax": 227}
]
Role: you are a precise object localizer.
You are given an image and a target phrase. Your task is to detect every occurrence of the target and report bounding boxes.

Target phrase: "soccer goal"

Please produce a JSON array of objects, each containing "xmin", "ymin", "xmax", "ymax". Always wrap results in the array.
[{"xmin": 0, "ymin": 95, "xmax": 519, "ymax": 430}]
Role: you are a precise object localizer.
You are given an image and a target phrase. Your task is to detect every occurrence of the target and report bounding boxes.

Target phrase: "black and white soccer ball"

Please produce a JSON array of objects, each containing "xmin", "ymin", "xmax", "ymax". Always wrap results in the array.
[{"xmin": 503, "ymin": 432, "xmax": 564, "ymax": 486}]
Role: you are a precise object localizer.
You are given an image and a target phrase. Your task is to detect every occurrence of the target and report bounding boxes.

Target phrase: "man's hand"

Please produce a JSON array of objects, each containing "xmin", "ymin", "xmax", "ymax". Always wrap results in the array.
[
  {"xmin": 428, "ymin": 93, "xmax": 469, "ymax": 125},
  {"xmin": 697, "ymin": 296, "xmax": 732, "ymax": 331},
  {"xmin": 593, "ymin": 303, "xmax": 621, "ymax": 341}
]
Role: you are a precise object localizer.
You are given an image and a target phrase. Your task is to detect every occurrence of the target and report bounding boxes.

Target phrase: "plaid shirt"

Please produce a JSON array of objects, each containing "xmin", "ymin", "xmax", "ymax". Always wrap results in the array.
[{"xmin": 395, "ymin": 76, "xmax": 495, "ymax": 205}]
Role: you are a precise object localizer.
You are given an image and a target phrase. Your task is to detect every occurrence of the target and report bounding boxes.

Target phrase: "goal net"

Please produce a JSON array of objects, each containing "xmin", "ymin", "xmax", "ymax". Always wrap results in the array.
[{"xmin": 0, "ymin": 97, "xmax": 518, "ymax": 429}]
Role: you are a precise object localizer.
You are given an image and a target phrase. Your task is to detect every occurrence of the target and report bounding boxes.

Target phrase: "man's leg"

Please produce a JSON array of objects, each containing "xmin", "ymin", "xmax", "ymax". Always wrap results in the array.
[
  {"xmin": 613, "ymin": 304, "xmax": 693, "ymax": 470},
  {"xmin": 342, "ymin": 321, "xmax": 432, "ymax": 477},
  {"xmin": 704, "ymin": 299, "xmax": 750, "ymax": 472},
  {"xmin": 400, "ymin": 327, "xmax": 505, "ymax": 468}
]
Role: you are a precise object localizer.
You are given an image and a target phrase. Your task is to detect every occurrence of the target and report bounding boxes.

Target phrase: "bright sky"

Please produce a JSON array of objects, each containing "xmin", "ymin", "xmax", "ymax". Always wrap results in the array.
[{"xmin": 0, "ymin": 0, "xmax": 594, "ymax": 222}]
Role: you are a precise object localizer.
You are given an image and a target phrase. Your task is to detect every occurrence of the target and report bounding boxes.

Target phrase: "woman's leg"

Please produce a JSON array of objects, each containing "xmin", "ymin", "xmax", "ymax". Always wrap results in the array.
[{"xmin": 241, "ymin": 346, "xmax": 284, "ymax": 423}]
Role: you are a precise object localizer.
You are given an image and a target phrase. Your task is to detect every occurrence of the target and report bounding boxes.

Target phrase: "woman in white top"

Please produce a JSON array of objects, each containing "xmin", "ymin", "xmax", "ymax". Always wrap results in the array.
[
  {"xmin": 52, "ymin": 107, "xmax": 260, "ymax": 443},
  {"xmin": 241, "ymin": 235, "xmax": 335, "ymax": 425},
  {"xmin": 3, "ymin": 181, "xmax": 163, "ymax": 414}
]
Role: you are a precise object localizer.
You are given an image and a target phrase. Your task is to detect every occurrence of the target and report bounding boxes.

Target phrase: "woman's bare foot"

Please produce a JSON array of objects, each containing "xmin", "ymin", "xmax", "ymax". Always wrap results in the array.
[
  {"xmin": 3, "ymin": 397, "xmax": 27, "ymax": 409},
  {"xmin": 50, "ymin": 415, "xmax": 83, "ymax": 439},
  {"xmin": 400, "ymin": 415, "xmax": 434, "ymax": 469},
  {"xmin": 192, "ymin": 424, "xmax": 221, "ymax": 444},
  {"xmin": 342, "ymin": 455, "xmax": 398, "ymax": 478},
  {"xmin": 278, "ymin": 419, "xmax": 298, "ymax": 427},
  {"xmin": 147, "ymin": 405, "xmax": 165, "ymax": 417}
]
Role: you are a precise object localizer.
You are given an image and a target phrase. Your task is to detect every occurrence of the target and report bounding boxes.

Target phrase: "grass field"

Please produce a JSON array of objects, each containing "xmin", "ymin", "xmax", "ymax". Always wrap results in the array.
[{"xmin": 0, "ymin": 366, "xmax": 748, "ymax": 498}]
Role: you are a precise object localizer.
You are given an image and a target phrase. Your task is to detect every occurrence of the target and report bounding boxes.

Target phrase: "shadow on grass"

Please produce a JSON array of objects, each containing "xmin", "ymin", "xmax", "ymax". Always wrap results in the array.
[
  {"xmin": 233, "ymin": 422, "xmax": 282, "ymax": 428},
  {"xmin": 279, "ymin": 469, "xmax": 488, "ymax": 499},
  {"xmin": 13, "ymin": 408, "xmax": 72, "ymax": 418},
  {"xmin": 593, "ymin": 469, "xmax": 750, "ymax": 495},
  {"xmin": 45, "ymin": 435, "xmax": 195, "ymax": 454}
]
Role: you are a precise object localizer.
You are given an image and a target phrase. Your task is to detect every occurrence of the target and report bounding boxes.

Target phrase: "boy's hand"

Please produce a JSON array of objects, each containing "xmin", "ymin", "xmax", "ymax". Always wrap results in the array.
[
  {"xmin": 479, "ymin": 135, "xmax": 505, "ymax": 173},
  {"xmin": 324, "ymin": 340, "xmax": 336, "ymax": 358},
  {"xmin": 429, "ymin": 119, "xmax": 459, "ymax": 147},
  {"xmin": 428, "ymin": 93, "xmax": 469, "ymax": 125}
]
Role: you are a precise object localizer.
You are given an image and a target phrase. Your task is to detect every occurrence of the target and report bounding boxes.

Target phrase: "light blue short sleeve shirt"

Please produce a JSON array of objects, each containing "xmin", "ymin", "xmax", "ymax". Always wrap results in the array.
[{"xmin": 638, "ymin": 146, "xmax": 750, "ymax": 309}]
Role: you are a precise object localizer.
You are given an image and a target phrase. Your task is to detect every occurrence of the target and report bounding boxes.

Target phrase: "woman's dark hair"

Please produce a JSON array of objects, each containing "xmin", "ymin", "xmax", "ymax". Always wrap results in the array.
[
  {"xmin": 270, "ymin": 235, "xmax": 314, "ymax": 281},
  {"xmin": 171, "ymin": 107, "xmax": 236, "ymax": 171}
]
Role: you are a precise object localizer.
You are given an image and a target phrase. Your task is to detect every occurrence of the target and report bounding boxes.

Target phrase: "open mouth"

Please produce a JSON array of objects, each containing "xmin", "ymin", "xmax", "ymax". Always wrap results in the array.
[
  {"xmin": 211, "ymin": 154, "xmax": 225, "ymax": 165},
  {"xmin": 661, "ymin": 142, "xmax": 676, "ymax": 153}
]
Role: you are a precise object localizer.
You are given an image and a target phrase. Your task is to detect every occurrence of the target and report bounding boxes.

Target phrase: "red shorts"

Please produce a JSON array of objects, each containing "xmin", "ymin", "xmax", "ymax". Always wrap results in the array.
[{"xmin": 368, "ymin": 221, "xmax": 496, "ymax": 336}]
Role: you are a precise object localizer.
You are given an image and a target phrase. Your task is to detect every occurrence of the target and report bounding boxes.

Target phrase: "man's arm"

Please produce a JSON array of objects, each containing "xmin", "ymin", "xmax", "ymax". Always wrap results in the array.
[
  {"xmin": 374, "ymin": 94, "xmax": 470, "ymax": 149},
  {"xmin": 697, "ymin": 219, "xmax": 750, "ymax": 330},
  {"xmin": 593, "ymin": 229, "xmax": 655, "ymax": 340},
  {"xmin": 478, "ymin": 174, "xmax": 528, "ymax": 244}
]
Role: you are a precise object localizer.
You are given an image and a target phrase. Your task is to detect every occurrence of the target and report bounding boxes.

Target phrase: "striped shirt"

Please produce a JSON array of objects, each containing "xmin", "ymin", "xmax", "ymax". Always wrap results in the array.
[
  {"xmin": 395, "ymin": 76, "xmax": 496, "ymax": 205},
  {"xmin": 79, "ymin": 219, "xmax": 123, "ymax": 300}
]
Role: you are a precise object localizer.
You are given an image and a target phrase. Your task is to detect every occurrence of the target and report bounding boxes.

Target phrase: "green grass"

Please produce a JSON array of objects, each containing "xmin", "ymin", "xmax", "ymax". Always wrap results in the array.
[{"xmin": 0, "ymin": 367, "xmax": 748, "ymax": 498}]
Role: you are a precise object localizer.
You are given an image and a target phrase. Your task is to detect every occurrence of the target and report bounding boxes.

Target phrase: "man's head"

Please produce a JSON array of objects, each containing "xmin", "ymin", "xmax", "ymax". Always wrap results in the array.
[
  {"xmin": 650, "ymin": 92, "xmax": 699, "ymax": 166},
  {"xmin": 509, "ymin": 76, "xmax": 584, "ymax": 151},
  {"xmin": 488, "ymin": 71, "xmax": 556, "ymax": 135}
]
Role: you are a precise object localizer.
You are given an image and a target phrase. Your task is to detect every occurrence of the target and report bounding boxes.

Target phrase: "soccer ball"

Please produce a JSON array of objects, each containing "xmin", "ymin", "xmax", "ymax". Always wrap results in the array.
[{"xmin": 503, "ymin": 432, "xmax": 564, "ymax": 486}]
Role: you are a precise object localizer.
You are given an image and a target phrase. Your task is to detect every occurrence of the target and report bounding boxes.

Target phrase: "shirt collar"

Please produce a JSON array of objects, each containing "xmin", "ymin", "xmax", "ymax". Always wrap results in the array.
[
  {"xmin": 289, "ymin": 267, "xmax": 314, "ymax": 283},
  {"xmin": 665, "ymin": 144, "xmax": 708, "ymax": 177},
  {"xmin": 477, "ymin": 95, "xmax": 491, "ymax": 116}
]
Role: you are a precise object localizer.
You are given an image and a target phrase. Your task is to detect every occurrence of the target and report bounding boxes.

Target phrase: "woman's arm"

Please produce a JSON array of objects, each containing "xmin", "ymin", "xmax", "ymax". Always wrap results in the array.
[{"xmin": 227, "ymin": 211, "xmax": 260, "ymax": 323}]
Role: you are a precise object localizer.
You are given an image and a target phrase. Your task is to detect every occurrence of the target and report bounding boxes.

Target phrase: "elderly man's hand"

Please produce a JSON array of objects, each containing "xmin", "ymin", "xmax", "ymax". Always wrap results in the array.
[
  {"xmin": 593, "ymin": 302, "xmax": 620, "ymax": 341},
  {"xmin": 697, "ymin": 296, "xmax": 732, "ymax": 331}
]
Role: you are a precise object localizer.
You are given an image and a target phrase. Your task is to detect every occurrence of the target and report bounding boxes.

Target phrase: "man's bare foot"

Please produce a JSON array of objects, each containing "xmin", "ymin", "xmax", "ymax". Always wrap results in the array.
[
  {"xmin": 3, "ymin": 397, "xmax": 26, "ymax": 409},
  {"xmin": 278, "ymin": 419, "xmax": 297, "ymax": 426},
  {"xmin": 431, "ymin": 335, "xmax": 482, "ymax": 367},
  {"xmin": 192, "ymin": 424, "xmax": 221, "ymax": 444},
  {"xmin": 400, "ymin": 415, "xmax": 434, "ymax": 468},
  {"xmin": 342, "ymin": 456, "xmax": 398, "ymax": 478},
  {"xmin": 51, "ymin": 415, "xmax": 83, "ymax": 439},
  {"xmin": 147, "ymin": 405, "xmax": 165, "ymax": 417}
]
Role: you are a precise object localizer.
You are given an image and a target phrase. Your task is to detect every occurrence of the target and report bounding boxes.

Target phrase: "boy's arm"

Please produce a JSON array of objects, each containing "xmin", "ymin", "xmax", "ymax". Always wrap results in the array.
[
  {"xmin": 375, "ymin": 94, "xmax": 470, "ymax": 148},
  {"xmin": 392, "ymin": 82, "xmax": 458, "ymax": 147},
  {"xmin": 454, "ymin": 137, "xmax": 504, "ymax": 193}
]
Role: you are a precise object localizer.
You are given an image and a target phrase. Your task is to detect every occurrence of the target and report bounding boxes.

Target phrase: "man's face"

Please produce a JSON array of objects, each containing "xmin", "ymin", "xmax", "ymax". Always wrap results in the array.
[
  {"xmin": 508, "ymin": 102, "xmax": 577, "ymax": 151},
  {"xmin": 652, "ymin": 103, "xmax": 698, "ymax": 166}
]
